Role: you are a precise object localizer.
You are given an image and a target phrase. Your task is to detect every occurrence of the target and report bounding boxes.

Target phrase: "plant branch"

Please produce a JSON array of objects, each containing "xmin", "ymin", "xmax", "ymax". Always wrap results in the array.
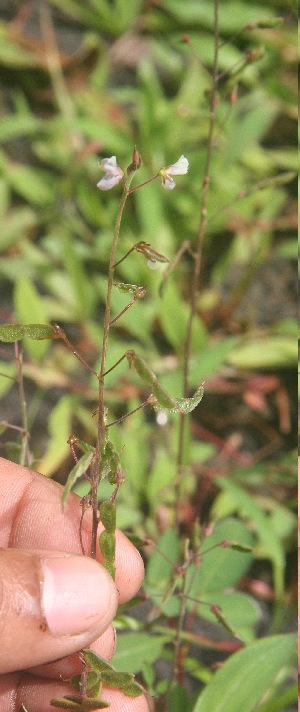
[
  {"xmin": 89, "ymin": 187, "xmax": 130, "ymax": 558},
  {"xmin": 175, "ymin": 0, "xmax": 220, "ymax": 530},
  {"xmin": 14, "ymin": 343, "xmax": 31, "ymax": 467},
  {"xmin": 169, "ymin": 0, "xmax": 220, "ymax": 698}
]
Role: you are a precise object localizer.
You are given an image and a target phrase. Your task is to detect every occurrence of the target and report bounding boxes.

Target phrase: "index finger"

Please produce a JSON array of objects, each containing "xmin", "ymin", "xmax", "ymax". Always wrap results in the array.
[{"xmin": 0, "ymin": 457, "xmax": 144, "ymax": 603}]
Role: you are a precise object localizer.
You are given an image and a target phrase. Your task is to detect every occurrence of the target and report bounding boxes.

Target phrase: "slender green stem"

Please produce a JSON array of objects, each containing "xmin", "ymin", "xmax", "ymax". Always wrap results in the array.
[
  {"xmin": 127, "ymin": 173, "xmax": 159, "ymax": 194},
  {"xmin": 167, "ymin": 560, "xmax": 189, "ymax": 694},
  {"xmin": 89, "ymin": 187, "xmax": 130, "ymax": 558},
  {"xmin": 175, "ymin": 0, "xmax": 220, "ymax": 530},
  {"xmin": 170, "ymin": 0, "xmax": 220, "ymax": 696},
  {"xmin": 14, "ymin": 344, "xmax": 31, "ymax": 468}
]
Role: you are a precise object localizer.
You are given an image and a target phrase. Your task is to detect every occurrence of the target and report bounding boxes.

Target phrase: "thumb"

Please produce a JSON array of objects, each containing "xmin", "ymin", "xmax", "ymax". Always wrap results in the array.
[{"xmin": 0, "ymin": 548, "xmax": 118, "ymax": 673}]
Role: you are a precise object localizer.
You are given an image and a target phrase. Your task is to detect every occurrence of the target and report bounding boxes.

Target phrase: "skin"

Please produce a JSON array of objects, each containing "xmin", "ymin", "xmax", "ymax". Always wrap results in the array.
[{"xmin": 0, "ymin": 457, "xmax": 149, "ymax": 712}]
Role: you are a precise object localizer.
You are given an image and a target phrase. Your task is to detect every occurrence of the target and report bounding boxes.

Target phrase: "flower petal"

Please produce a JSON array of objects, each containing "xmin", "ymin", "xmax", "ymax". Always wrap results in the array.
[
  {"xmin": 97, "ymin": 156, "xmax": 124, "ymax": 190},
  {"xmin": 166, "ymin": 155, "xmax": 189, "ymax": 176},
  {"xmin": 162, "ymin": 176, "xmax": 176, "ymax": 190},
  {"xmin": 97, "ymin": 174, "xmax": 123, "ymax": 190}
]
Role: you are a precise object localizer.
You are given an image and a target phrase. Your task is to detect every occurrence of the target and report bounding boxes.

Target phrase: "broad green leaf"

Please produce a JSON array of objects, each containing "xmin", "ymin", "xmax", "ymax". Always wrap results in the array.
[
  {"xmin": 194, "ymin": 591, "xmax": 261, "ymax": 641},
  {"xmin": 160, "ymin": 281, "xmax": 207, "ymax": 353},
  {"xmin": 189, "ymin": 336, "xmax": 237, "ymax": 383},
  {"xmin": 257, "ymin": 682, "xmax": 298, "ymax": 712},
  {"xmin": 7, "ymin": 163, "xmax": 54, "ymax": 205},
  {"xmin": 186, "ymin": 519, "xmax": 254, "ymax": 598},
  {"xmin": 14, "ymin": 277, "xmax": 51, "ymax": 361},
  {"xmin": 62, "ymin": 451, "xmax": 94, "ymax": 508},
  {"xmin": 158, "ymin": 0, "xmax": 274, "ymax": 32},
  {"xmin": 228, "ymin": 336, "xmax": 296, "ymax": 368},
  {"xmin": 0, "ymin": 26, "xmax": 38, "ymax": 67},
  {"xmin": 0, "ymin": 114, "xmax": 42, "ymax": 142},
  {"xmin": 168, "ymin": 685, "xmax": 191, "ymax": 712},
  {"xmin": 0, "ymin": 207, "xmax": 37, "ymax": 250},
  {"xmin": 38, "ymin": 395, "xmax": 74, "ymax": 477},
  {"xmin": 214, "ymin": 480, "xmax": 285, "ymax": 599},
  {"xmin": 226, "ymin": 101, "xmax": 279, "ymax": 166},
  {"xmin": 147, "ymin": 450, "xmax": 176, "ymax": 503},
  {"xmin": 192, "ymin": 633, "xmax": 296, "ymax": 712},
  {"xmin": 0, "ymin": 361, "xmax": 15, "ymax": 397},
  {"xmin": 145, "ymin": 528, "xmax": 180, "ymax": 594},
  {"xmin": 112, "ymin": 632, "xmax": 169, "ymax": 674},
  {"xmin": 61, "ymin": 232, "xmax": 95, "ymax": 319}
]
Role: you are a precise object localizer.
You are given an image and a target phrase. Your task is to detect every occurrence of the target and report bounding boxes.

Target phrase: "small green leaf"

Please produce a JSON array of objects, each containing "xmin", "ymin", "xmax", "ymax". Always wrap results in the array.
[
  {"xmin": 80, "ymin": 650, "xmax": 144, "ymax": 697},
  {"xmin": 113, "ymin": 282, "xmax": 146, "ymax": 295},
  {"xmin": 82, "ymin": 650, "xmax": 114, "ymax": 673},
  {"xmin": 100, "ymin": 501, "xmax": 116, "ymax": 532},
  {"xmin": 50, "ymin": 696, "xmax": 110, "ymax": 710},
  {"xmin": 38, "ymin": 394, "xmax": 74, "ymax": 476},
  {"xmin": 117, "ymin": 680, "xmax": 145, "ymax": 697},
  {"xmin": 62, "ymin": 451, "xmax": 94, "ymax": 508},
  {"xmin": 126, "ymin": 350, "xmax": 179, "ymax": 409},
  {"xmin": 210, "ymin": 604, "xmax": 237, "ymax": 637},
  {"xmin": 100, "ymin": 670, "xmax": 134, "ymax": 687},
  {"xmin": 113, "ymin": 632, "xmax": 169, "ymax": 674},
  {"xmin": 134, "ymin": 241, "xmax": 173, "ymax": 265},
  {"xmin": 126, "ymin": 350, "xmax": 204, "ymax": 413},
  {"xmin": 219, "ymin": 540, "xmax": 253, "ymax": 553},
  {"xmin": 70, "ymin": 672, "xmax": 102, "ymax": 698},
  {"xmin": 99, "ymin": 530, "xmax": 116, "ymax": 579},
  {"xmin": 166, "ymin": 383, "xmax": 204, "ymax": 414},
  {"xmin": 0, "ymin": 323, "xmax": 57, "ymax": 342}
]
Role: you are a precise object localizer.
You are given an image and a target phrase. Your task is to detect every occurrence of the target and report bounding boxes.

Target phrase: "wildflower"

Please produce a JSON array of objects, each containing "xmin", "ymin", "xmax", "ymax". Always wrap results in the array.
[
  {"xmin": 159, "ymin": 155, "xmax": 189, "ymax": 190},
  {"xmin": 97, "ymin": 156, "xmax": 124, "ymax": 191}
]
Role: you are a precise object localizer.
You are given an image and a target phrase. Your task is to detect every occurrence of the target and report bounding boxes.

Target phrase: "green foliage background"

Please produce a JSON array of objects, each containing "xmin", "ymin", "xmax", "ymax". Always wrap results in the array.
[{"xmin": 0, "ymin": 1, "xmax": 297, "ymax": 710}]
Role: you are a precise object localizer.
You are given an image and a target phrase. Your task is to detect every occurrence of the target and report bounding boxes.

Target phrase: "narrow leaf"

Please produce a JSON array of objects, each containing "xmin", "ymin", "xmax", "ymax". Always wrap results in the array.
[
  {"xmin": 0, "ymin": 323, "xmax": 58, "ymax": 342},
  {"xmin": 100, "ymin": 501, "xmax": 116, "ymax": 532},
  {"xmin": 51, "ymin": 697, "xmax": 110, "ymax": 710},
  {"xmin": 134, "ymin": 241, "xmax": 174, "ymax": 265},
  {"xmin": 62, "ymin": 451, "xmax": 94, "ymax": 508},
  {"xmin": 113, "ymin": 283, "xmax": 146, "ymax": 296}
]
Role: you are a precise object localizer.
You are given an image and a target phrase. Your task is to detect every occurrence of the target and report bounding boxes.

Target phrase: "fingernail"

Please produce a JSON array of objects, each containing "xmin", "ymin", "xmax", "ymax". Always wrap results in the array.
[{"xmin": 41, "ymin": 556, "xmax": 117, "ymax": 636}]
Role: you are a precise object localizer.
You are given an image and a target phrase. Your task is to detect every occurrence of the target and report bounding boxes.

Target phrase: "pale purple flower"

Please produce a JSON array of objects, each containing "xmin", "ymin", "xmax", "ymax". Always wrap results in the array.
[
  {"xmin": 159, "ymin": 155, "xmax": 189, "ymax": 190},
  {"xmin": 97, "ymin": 156, "xmax": 124, "ymax": 190}
]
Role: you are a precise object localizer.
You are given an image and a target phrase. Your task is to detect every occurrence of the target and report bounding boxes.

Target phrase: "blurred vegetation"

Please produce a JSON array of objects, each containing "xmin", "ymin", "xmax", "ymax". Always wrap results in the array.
[{"xmin": 0, "ymin": 0, "xmax": 297, "ymax": 710}]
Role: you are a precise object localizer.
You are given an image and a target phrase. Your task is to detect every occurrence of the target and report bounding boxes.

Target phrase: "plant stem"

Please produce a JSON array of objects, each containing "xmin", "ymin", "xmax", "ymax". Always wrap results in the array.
[
  {"xmin": 170, "ymin": 0, "xmax": 220, "ymax": 697},
  {"xmin": 15, "ymin": 343, "xmax": 31, "ymax": 467},
  {"xmin": 175, "ymin": 0, "xmax": 220, "ymax": 531},
  {"xmin": 90, "ymin": 188, "xmax": 129, "ymax": 558}
]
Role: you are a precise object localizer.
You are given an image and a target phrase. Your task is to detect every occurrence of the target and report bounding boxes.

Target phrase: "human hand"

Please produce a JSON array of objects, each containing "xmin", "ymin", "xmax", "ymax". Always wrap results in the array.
[{"xmin": 0, "ymin": 457, "xmax": 149, "ymax": 711}]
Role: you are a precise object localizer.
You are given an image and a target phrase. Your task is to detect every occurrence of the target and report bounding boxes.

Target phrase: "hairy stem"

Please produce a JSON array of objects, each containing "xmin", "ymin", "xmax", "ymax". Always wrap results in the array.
[
  {"xmin": 175, "ymin": 0, "xmax": 220, "ymax": 529},
  {"xmin": 171, "ymin": 0, "xmax": 220, "ymax": 694},
  {"xmin": 15, "ymin": 343, "xmax": 31, "ymax": 468},
  {"xmin": 90, "ymin": 188, "xmax": 129, "ymax": 558}
]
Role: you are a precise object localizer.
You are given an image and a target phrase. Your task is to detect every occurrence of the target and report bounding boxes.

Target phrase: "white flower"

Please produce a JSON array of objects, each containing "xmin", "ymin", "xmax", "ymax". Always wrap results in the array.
[
  {"xmin": 97, "ymin": 156, "xmax": 124, "ymax": 190},
  {"xmin": 159, "ymin": 155, "xmax": 189, "ymax": 190}
]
